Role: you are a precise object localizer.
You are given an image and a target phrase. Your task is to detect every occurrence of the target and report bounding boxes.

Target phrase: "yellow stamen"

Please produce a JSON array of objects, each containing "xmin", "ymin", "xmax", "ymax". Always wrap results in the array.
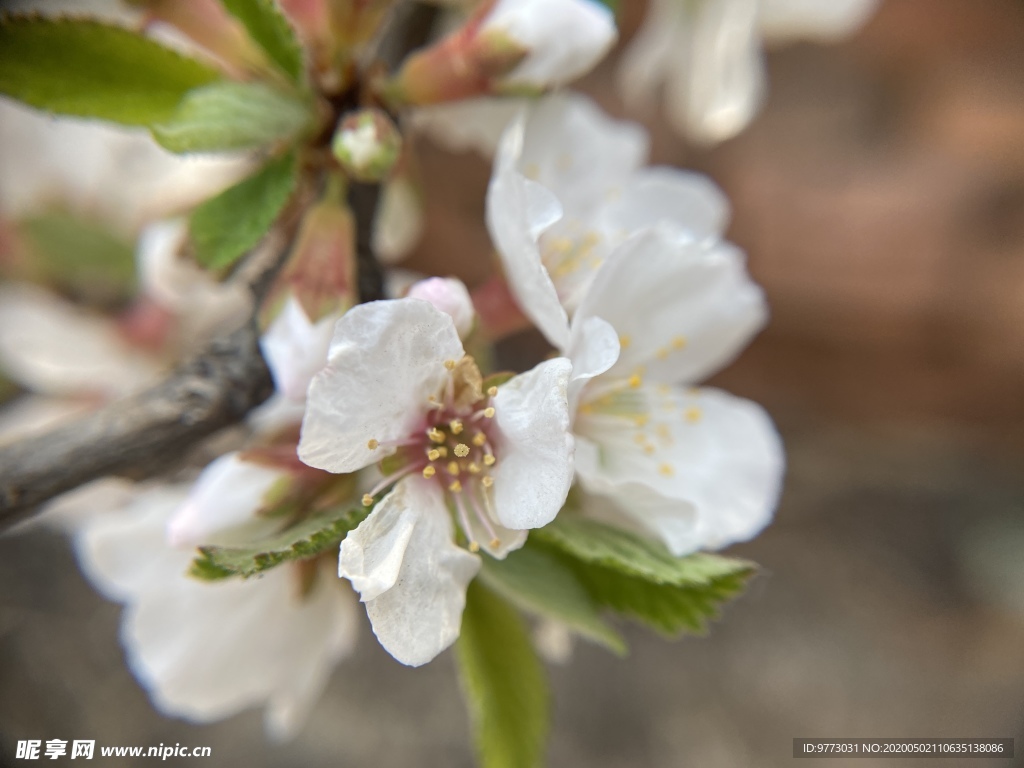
[
  {"xmin": 487, "ymin": 386, "xmax": 498, "ymax": 397},
  {"xmin": 672, "ymin": 336, "xmax": 687, "ymax": 350},
  {"xmin": 628, "ymin": 373, "xmax": 642, "ymax": 389},
  {"xmin": 489, "ymin": 538, "xmax": 501, "ymax": 549},
  {"xmin": 367, "ymin": 439, "xmax": 379, "ymax": 450},
  {"xmin": 449, "ymin": 480, "xmax": 463, "ymax": 493},
  {"xmin": 362, "ymin": 494, "xmax": 374, "ymax": 507},
  {"xmin": 450, "ymin": 419, "xmax": 464, "ymax": 435},
  {"xmin": 658, "ymin": 463, "xmax": 675, "ymax": 477},
  {"xmin": 472, "ymin": 432, "xmax": 487, "ymax": 447},
  {"xmin": 467, "ymin": 462, "xmax": 481, "ymax": 474},
  {"xmin": 444, "ymin": 359, "xmax": 456, "ymax": 370},
  {"xmin": 481, "ymin": 476, "xmax": 494, "ymax": 488},
  {"xmin": 427, "ymin": 427, "xmax": 446, "ymax": 443},
  {"xmin": 482, "ymin": 407, "xmax": 495, "ymax": 418},
  {"xmin": 468, "ymin": 541, "xmax": 481, "ymax": 553},
  {"xmin": 619, "ymin": 334, "xmax": 631, "ymax": 349},
  {"xmin": 454, "ymin": 443, "xmax": 470, "ymax": 458},
  {"xmin": 447, "ymin": 461, "xmax": 460, "ymax": 476},
  {"xmin": 427, "ymin": 448, "xmax": 441, "ymax": 461},
  {"xmin": 685, "ymin": 407, "xmax": 702, "ymax": 423},
  {"xmin": 437, "ymin": 445, "xmax": 449, "ymax": 458},
  {"xmin": 422, "ymin": 466, "xmax": 436, "ymax": 478},
  {"xmin": 483, "ymin": 454, "xmax": 496, "ymax": 466}
]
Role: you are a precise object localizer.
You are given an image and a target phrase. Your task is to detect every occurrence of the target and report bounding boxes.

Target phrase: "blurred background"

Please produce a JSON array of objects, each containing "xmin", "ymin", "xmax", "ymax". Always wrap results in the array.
[{"xmin": 2, "ymin": 0, "xmax": 1023, "ymax": 765}]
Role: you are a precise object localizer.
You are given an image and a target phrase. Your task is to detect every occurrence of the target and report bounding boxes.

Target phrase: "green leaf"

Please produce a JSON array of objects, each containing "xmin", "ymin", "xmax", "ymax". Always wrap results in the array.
[
  {"xmin": 152, "ymin": 81, "xmax": 312, "ymax": 153},
  {"xmin": 533, "ymin": 515, "xmax": 753, "ymax": 587},
  {"xmin": 564, "ymin": 557, "xmax": 752, "ymax": 637},
  {"xmin": 456, "ymin": 582, "xmax": 550, "ymax": 768},
  {"xmin": 189, "ymin": 150, "xmax": 298, "ymax": 270},
  {"xmin": 190, "ymin": 505, "xmax": 367, "ymax": 580},
  {"xmin": 17, "ymin": 212, "xmax": 136, "ymax": 302},
  {"xmin": 221, "ymin": 0, "xmax": 304, "ymax": 82},
  {"xmin": 480, "ymin": 545, "xmax": 626, "ymax": 656},
  {"xmin": 0, "ymin": 17, "xmax": 220, "ymax": 125}
]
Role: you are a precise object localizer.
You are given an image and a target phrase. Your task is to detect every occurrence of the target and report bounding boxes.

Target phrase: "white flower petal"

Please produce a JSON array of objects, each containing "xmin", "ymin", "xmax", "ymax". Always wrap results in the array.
[
  {"xmin": 77, "ymin": 485, "xmax": 357, "ymax": 739},
  {"xmin": 136, "ymin": 219, "xmax": 251, "ymax": 344},
  {"xmin": 595, "ymin": 166, "xmax": 730, "ymax": 243},
  {"xmin": 487, "ymin": 119, "xmax": 570, "ymax": 350},
  {"xmin": 0, "ymin": 283, "xmax": 161, "ymax": 397},
  {"xmin": 483, "ymin": 0, "xmax": 617, "ymax": 88},
  {"xmin": 618, "ymin": 0, "xmax": 687, "ymax": 113},
  {"xmin": 490, "ymin": 358, "xmax": 574, "ymax": 529},
  {"xmin": 566, "ymin": 315, "xmax": 620, "ymax": 414},
  {"xmin": 338, "ymin": 487, "xmax": 418, "ymax": 601},
  {"xmin": 575, "ymin": 386, "xmax": 784, "ymax": 555},
  {"xmin": 575, "ymin": 230, "xmax": 767, "ymax": 384},
  {"xmin": 517, "ymin": 93, "xmax": 649, "ymax": 216},
  {"xmin": 298, "ymin": 299, "xmax": 465, "ymax": 474},
  {"xmin": 759, "ymin": 0, "xmax": 879, "ymax": 41},
  {"xmin": 260, "ymin": 297, "xmax": 337, "ymax": 403},
  {"xmin": 167, "ymin": 453, "xmax": 288, "ymax": 547},
  {"xmin": 355, "ymin": 477, "xmax": 481, "ymax": 666},
  {"xmin": 665, "ymin": 0, "xmax": 765, "ymax": 144}
]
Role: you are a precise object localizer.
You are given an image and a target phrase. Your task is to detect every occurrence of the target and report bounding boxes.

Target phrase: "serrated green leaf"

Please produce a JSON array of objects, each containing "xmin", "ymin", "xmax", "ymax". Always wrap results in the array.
[
  {"xmin": 189, "ymin": 150, "xmax": 298, "ymax": 270},
  {"xmin": 0, "ymin": 17, "xmax": 220, "ymax": 125},
  {"xmin": 221, "ymin": 0, "xmax": 304, "ymax": 82},
  {"xmin": 564, "ymin": 557, "xmax": 752, "ymax": 637},
  {"xmin": 457, "ymin": 581, "xmax": 550, "ymax": 768},
  {"xmin": 189, "ymin": 505, "xmax": 366, "ymax": 580},
  {"xmin": 480, "ymin": 545, "xmax": 626, "ymax": 656},
  {"xmin": 152, "ymin": 81, "xmax": 312, "ymax": 153},
  {"xmin": 533, "ymin": 516, "xmax": 754, "ymax": 586},
  {"xmin": 17, "ymin": 212, "xmax": 136, "ymax": 302}
]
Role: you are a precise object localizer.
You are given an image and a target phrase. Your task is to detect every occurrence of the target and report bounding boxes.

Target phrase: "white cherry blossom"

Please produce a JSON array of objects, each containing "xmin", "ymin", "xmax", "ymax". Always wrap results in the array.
[
  {"xmin": 298, "ymin": 297, "xmax": 574, "ymax": 665},
  {"xmin": 486, "ymin": 100, "xmax": 784, "ymax": 556},
  {"xmin": 618, "ymin": 0, "xmax": 879, "ymax": 143},
  {"xmin": 76, "ymin": 484, "xmax": 358, "ymax": 740}
]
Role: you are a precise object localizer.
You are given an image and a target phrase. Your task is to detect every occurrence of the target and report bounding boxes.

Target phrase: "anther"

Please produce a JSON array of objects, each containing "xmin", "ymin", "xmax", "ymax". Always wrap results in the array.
[
  {"xmin": 367, "ymin": 439, "xmax": 379, "ymax": 450},
  {"xmin": 467, "ymin": 462, "xmax": 481, "ymax": 474},
  {"xmin": 454, "ymin": 443, "xmax": 470, "ymax": 458},
  {"xmin": 422, "ymin": 466, "xmax": 436, "ymax": 478},
  {"xmin": 447, "ymin": 461, "xmax": 460, "ymax": 476},
  {"xmin": 481, "ymin": 476, "xmax": 494, "ymax": 488},
  {"xmin": 482, "ymin": 407, "xmax": 495, "ymax": 418},
  {"xmin": 487, "ymin": 386, "xmax": 498, "ymax": 397},
  {"xmin": 619, "ymin": 334, "xmax": 631, "ymax": 349},
  {"xmin": 427, "ymin": 448, "xmax": 441, "ymax": 461},
  {"xmin": 685, "ymin": 407, "xmax": 702, "ymax": 423},
  {"xmin": 658, "ymin": 463, "xmax": 675, "ymax": 477},
  {"xmin": 472, "ymin": 432, "xmax": 487, "ymax": 447},
  {"xmin": 427, "ymin": 427, "xmax": 446, "ymax": 443},
  {"xmin": 628, "ymin": 373, "xmax": 642, "ymax": 389},
  {"xmin": 468, "ymin": 541, "xmax": 480, "ymax": 553},
  {"xmin": 483, "ymin": 454, "xmax": 496, "ymax": 466},
  {"xmin": 449, "ymin": 480, "xmax": 463, "ymax": 493},
  {"xmin": 437, "ymin": 446, "xmax": 449, "ymax": 457},
  {"xmin": 672, "ymin": 336, "xmax": 687, "ymax": 350},
  {"xmin": 489, "ymin": 538, "xmax": 501, "ymax": 549},
  {"xmin": 444, "ymin": 359, "xmax": 456, "ymax": 370},
  {"xmin": 450, "ymin": 419, "xmax": 464, "ymax": 435},
  {"xmin": 362, "ymin": 493, "xmax": 374, "ymax": 507}
]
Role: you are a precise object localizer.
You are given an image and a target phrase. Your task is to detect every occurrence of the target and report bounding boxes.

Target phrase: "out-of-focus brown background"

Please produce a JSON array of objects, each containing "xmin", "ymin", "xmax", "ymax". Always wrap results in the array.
[{"xmin": 2, "ymin": 1, "xmax": 1023, "ymax": 765}]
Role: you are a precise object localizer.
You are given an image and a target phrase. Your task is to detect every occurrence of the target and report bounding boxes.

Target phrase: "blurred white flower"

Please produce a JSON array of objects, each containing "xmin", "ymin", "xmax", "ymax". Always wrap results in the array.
[
  {"xmin": 76, "ymin": 484, "xmax": 358, "ymax": 740},
  {"xmin": 0, "ymin": 101, "xmax": 249, "ymax": 236},
  {"xmin": 487, "ymin": 100, "xmax": 784, "ymax": 555},
  {"xmin": 618, "ymin": 0, "xmax": 879, "ymax": 144},
  {"xmin": 298, "ymin": 298, "xmax": 574, "ymax": 665}
]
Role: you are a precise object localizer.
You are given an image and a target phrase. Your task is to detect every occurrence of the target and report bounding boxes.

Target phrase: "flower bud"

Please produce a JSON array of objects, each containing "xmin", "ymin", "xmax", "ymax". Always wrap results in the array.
[
  {"xmin": 384, "ymin": 0, "xmax": 616, "ymax": 106},
  {"xmin": 407, "ymin": 277, "xmax": 475, "ymax": 337},
  {"xmin": 332, "ymin": 109, "xmax": 402, "ymax": 183}
]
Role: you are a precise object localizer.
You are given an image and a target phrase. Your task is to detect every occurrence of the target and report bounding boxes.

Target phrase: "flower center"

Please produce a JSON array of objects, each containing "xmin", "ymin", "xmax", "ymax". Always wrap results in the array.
[{"xmin": 363, "ymin": 355, "xmax": 505, "ymax": 553}]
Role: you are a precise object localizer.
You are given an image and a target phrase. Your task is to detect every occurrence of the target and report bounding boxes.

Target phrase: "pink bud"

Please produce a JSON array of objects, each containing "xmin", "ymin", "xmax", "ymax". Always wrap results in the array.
[{"xmin": 408, "ymin": 277, "xmax": 475, "ymax": 337}]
